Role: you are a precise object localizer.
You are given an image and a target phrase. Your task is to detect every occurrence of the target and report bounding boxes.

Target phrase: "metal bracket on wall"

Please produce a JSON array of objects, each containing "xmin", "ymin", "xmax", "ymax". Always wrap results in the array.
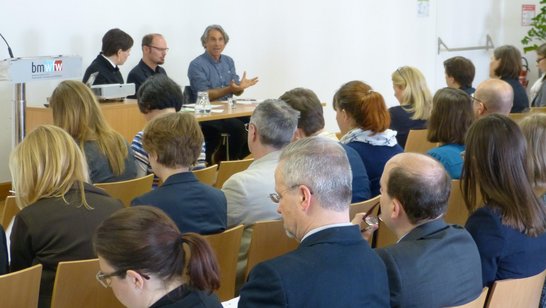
[{"xmin": 437, "ymin": 34, "xmax": 494, "ymax": 54}]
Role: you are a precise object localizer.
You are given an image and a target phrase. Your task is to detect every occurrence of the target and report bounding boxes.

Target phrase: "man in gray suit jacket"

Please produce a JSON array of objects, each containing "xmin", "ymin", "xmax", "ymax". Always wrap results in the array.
[{"xmin": 355, "ymin": 153, "xmax": 482, "ymax": 307}]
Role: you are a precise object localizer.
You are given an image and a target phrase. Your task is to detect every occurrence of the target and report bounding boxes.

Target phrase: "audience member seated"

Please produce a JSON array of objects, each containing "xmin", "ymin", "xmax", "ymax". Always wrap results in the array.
[
  {"xmin": 188, "ymin": 25, "xmax": 258, "ymax": 163},
  {"xmin": 354, "ymin": 152, "xmax": 482, "ymax": 307},
  {"xmin": 426, "ymin": 88, "xmax": 474, "ymax": 179},
  {"xmin": 49, "ymin": 80, "xmax": 137, "ymax": 183},
  {"xmin": 9, "ymin": 125, "xmax": 123, "ymax": 308},
  {"xmin": 520, "ymin": 113, "xmax": 546, "ymax": 307},
  {"xmin": 222, "ymin": 99, "xmax": 298, "ymax": 286},
  {"xmin": 94, "ymin": 206, "xmax": 221, "ymax": 307},
  {"xmin": 131, "ymin": 75, "xmax": 206, "ymax": 187},
  {"xmin": 333, "ymin": 81, "xmax": 403, "ymax": 196},
  {"xmin": 239, "ymin": 137, "xmax": 390, "ymax": 307},
  {"xmin": 389, "ymin": 66, "xmax": 432, "ymax": 147},
  {"xmin": 127, "ymin": 33, "xmax": 168, "ymax": 98},
  {"xmin": 463, "ymin": 115, "xmax": 546, "ymax": 287},
  {"xmin": 490, "ymin": 45, "xmax": 529, "ymax": 113},
  {"xmin": 444, "ymin": 56, "xmax": 476, "ymax": 95},
  {"xmin": 131, "ymin": 112, "xmax": 226, "ymax": 235},
  {"xmin": 472, "ymin": 78, "xmax": 514, "ymax": 118},
  {"xmin": 82, "ymin": 28, "xmax": 133, "ymax": 85},
  {"xmin": 279, "ymin": 87, "xmax": 371, "ymax": 202},
  {"xmin": 0, "ymin": 225, "xmax": 7, "ymax": 275},
  {"xmin": 530, "ymin": 43, "xmax": 546, "ymax": 107}
]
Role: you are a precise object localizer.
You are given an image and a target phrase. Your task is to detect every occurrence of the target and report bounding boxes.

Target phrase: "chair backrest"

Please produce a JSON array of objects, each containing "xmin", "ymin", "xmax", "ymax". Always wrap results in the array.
[
  {"xmin": 244, "ymin": 220, "xmax": 299, "ymax": 281},
  {"xmin": 214, "ymin": 158, "xmax": 254, "ymax": 188},
  {"xmin": 349, "ymin": 195, "xmax": 380, "ymax": 221},
  {"xmin": 95, "ymin": 174, "xmax": 154, "ymax": 207},
  {"xmin": 444, "ymin": 180, "xmax": 470, "ymax": 226},
  {"xmin": 531, "ymin": 106, "xmax": 546, "ymax": 113},
  {"xmin": 508, "ymin": 112, "xmax": 530, "ymax": 123},
  {"xmin": 51, "ymin": 258, "xmax": 123, "ymax": 308},
  {"xmin": 404, "ymin": 129, "xmax": 438, "ymax": 153},
  {"xmin": 485, "ymin": 269, "xmax": 546, "ymax": 308},
  {"xmin": 0, "ymin": 264, "xmax": 42, "ymax": 308},
  {"xmin": 203, "ymin": 225, "xmax": 244, "ymax": 301},
  {"xmin": 374, "ymin": 220, "xmax": 398, "ymax": 249},
  {"xmin": 1, "ymin": 196, "xmax": 19, "ymax": 228},
  {"xmin": 192, "ymin": 164, "xmax": 218, "ymax": 186},
  {"xmin": 447, "ymin": 287, "xmax": 489, "ymax": 308}
]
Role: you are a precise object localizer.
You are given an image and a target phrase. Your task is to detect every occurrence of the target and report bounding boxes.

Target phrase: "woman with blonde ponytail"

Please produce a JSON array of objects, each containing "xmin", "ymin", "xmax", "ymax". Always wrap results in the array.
[
  {"xmin": 333, "ymin": 80, "xmax": 403, "ymax": 196},
  {"xmin": 93, "ymin": 206, "xmax": 221, "ymax": 307}
]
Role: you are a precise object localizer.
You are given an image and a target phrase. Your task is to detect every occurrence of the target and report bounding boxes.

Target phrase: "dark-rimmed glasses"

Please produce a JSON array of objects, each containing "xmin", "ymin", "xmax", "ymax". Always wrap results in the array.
[
  {"xmin": 96, "ymin": 269, "xmax": 150, "ymax": 288},
  {"xmin": 537, "ymin": 57, "xmax": 545, "ymax": 63},
  {"xmin": 146, "ymin": 45, "xmax": 169, "ymax": 52}
]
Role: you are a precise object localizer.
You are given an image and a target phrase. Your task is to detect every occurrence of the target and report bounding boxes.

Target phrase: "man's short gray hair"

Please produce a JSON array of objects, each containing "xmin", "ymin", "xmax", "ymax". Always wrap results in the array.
[
  {"xmin": 279, "ymin": 136, "xmax": 352, "ymax": 211},
  {"xmin": 201, "ymin": 25, "xmax": 230, "ymax": 48},
  {"xmin": 251, "ymin": 99, "xmax": 299, "ymax": 149}
]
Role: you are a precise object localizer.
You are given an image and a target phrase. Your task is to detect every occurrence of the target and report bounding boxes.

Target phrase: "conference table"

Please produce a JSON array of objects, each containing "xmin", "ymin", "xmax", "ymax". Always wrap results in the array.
[{"xmin": 25, "ymin": 99, "xmax": 257, "ymax": 142}]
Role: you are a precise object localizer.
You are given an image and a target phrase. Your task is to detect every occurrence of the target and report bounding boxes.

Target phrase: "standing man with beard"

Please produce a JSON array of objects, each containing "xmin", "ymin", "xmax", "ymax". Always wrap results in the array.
[{"xmin": 127, "ymin": 33, "xmax": 169, "ymax": 97}]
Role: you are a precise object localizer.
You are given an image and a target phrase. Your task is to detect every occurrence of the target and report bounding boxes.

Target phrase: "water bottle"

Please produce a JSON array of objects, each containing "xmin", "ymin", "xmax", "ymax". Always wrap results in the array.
[{"xmin": 196, "ymin": 91, "xmax": 211, "ymax": 114}]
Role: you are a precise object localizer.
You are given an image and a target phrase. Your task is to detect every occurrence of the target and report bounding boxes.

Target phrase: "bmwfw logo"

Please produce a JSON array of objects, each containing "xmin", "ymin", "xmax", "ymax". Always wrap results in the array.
[{"xmin": 31, "ymin": 59, "xmax": 63, "ymax": 73}]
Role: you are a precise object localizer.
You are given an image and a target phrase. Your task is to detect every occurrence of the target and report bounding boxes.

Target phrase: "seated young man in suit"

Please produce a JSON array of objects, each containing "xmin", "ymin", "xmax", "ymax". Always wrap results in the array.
[
  {"xmin": 354, "ymin": 152, "xmax": 483, "ymax": 307},
  {"xmin": 238, "ymin": 137, "xmax": 390, "ymax": 307},
  {"xmin": 131, "ymin": 112, "xmax": 226, "ymax": 235}
]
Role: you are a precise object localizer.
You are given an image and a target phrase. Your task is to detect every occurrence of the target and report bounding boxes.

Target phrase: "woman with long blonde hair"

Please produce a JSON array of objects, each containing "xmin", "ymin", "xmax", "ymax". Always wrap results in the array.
[
  {"xmin": 9, "ymin": 125, "xmax": 122, "ymax": 308},
  {"xmin": 49, "ymin": 80, "xmax": 136, "ymax": 183},
  {"xmin": 390, "ymin": 66, "xmax": 433, "ymax": 148}
]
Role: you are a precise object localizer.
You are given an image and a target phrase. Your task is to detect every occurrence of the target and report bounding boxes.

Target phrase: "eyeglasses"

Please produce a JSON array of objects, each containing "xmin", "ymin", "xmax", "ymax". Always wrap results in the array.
[
  {"xmin": 471, "ymin": 93, "xmax": 487, "ymax": 112},
  {"xmin": 537, "ymin": 57, "xmax": 545, "ymax": 63},
  {"xmin": 269, "ymin": 184, "xmax": 313, "ymax": 203},
  {"xmin": 96, "ymin": 269, "xmax": 150, "ymax": 288},
  {"xmin": 146, "ymin": 45, "xmax": 169, "ymax": 52}
]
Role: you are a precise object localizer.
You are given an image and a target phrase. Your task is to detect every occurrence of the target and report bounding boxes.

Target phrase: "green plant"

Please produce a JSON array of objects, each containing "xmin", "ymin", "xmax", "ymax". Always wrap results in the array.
[{"xmin": 522, "ymin": 0, "xmax": 546, "ymax": 53}]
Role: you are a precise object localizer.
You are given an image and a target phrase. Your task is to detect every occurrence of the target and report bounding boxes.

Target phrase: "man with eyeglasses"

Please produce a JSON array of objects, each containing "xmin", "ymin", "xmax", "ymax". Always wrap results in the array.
[
  {"xmin": 127, "ymin": 33, "xmax": 168, "ymax": 97},
  {"xmin": 238, "ymin": 136, "xmax": 390, "ymax": 307},
  {"xmin": 472, "ymin": 79, "xmax": 514, "ymax": 118},
  {"xmin": 222, "ymin": 99, "xmax": 299, "ymax": 288},
  {"xmin": 353, "ymin": 152, "xmax": 482, "ymax": 307}
]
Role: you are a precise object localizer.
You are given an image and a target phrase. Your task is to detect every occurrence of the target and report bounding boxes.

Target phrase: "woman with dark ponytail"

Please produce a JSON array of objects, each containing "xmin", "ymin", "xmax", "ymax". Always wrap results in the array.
[
  {"xmin": 93, "ymin": 206, "xmax": 221, "ymax": 307},
  {"xmin": 334, "ymin": 80, "xmax": 403, "ymax": 196}
]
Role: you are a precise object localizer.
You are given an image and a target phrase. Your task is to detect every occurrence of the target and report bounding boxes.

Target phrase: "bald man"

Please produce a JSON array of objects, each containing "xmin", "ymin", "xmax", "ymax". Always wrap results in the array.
[
  {"xmin": 473, "ymin": 79, "xmax": 514, "ymax": 118},
  {"xmin": 355, "ymin": 153, "xmax": 482, "ymax": 307}
]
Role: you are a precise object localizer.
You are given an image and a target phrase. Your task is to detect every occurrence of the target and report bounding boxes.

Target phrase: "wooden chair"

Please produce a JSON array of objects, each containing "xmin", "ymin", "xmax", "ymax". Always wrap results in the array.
[
  {"xmin": 192, "ymin": 164, "xmax": 218, "ymax": 186},
  {"xmin": 444, "ymin": 180, "xmax": 470, "ymax": 226},
  {"xmin": 404, "ymin": 129, "xmax": 438, "ymax": 154},
  {"xmin": 374, "ymin": 220, "xmax": 398, "ymax": 249},
  {"xmin": 203, "ymin": 225, "xmax": 244, "ymax": 301},
  {"xmin": 531, "ymin": 106, "xmax": 546, "ymax": 113},
  {"xmin": 335, "ymin": 131, "xmax": 344, "ymax": 140},
  {"xmin": 51, "ymin": 258, "xmax": 123, "ymax": 308},
  {"xmin": 508, "ymin": 112, "xmax": 530, "ymax": 123},
  {"xmin": 349, "ymin": 195, "xmax": 380, "ymax": 221},
  {"xmin": 244, "ymin": 220, "xmax": 299, "ymax": 281},
  {"xmin": 1, "ymin": 196, "xmax": 19, "ymax": 228},
  {"xmin": 95, "ymin": 174, "xmax": 154, "ymax": 207},
  {"xmin": 214, "ymin": 158, "xmax": 254, "ymax": 188},
  {"xmin": 0, "ymin": 264, "xmax": 42, "ymax": 308},
  {"xmin": 448, "ymin": 287, "xmax": 489, "ymax": 308},
  {"xmin": 484, "ymin": 269, "xmax": 546, "ymax": 308}
]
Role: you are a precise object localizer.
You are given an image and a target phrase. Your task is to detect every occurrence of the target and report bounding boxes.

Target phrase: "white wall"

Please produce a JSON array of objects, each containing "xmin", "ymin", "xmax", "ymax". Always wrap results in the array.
[{"xmin": 0, "ymin": 0, "xmax": 538, "ymax": 181}]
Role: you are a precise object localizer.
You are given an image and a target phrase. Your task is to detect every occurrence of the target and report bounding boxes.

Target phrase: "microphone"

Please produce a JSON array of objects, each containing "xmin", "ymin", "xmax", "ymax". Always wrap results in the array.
[{"xmin": 0, "ymin": 33, "xmax": 14, "ymax": 58}]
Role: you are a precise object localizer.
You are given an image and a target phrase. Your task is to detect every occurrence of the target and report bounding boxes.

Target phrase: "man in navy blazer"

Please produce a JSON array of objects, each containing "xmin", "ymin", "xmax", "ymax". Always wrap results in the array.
[
  {"xmin": 355, "ymin": 153, "xmax": 482, "ymax": 307},
  {"xmin": 238, "ymin": 137, "xmax": 390, "ymax": 307}
]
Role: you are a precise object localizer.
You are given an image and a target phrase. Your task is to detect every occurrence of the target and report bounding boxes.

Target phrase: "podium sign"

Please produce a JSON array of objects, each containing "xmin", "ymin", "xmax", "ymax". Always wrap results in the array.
[
  {"xmin": 0, "ymin": 55, "xmax": 82, "ymax": 83},
  {"xmin": 0, "ymin": 55, "xmax": 82, "ymax": 144}
]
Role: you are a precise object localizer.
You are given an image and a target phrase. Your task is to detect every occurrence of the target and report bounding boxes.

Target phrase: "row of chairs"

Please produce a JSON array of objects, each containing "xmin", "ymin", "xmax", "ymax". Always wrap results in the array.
[
  {"xmin": 0, "ymin": 259, "xmax": 124, "ymax": 308},
  {"xmin": 203, "ymin": 220, "xmax": 298, "ymax": 301}
]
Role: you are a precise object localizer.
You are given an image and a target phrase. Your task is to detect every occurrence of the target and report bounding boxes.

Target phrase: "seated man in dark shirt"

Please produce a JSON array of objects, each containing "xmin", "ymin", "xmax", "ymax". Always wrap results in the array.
[
  {"xmin": 127, "ymin": 33, "xmax": 168, "ymax": 98},
  {"xmin": 83, "ymin": 28, "xmax": 133, "ymax": 85}
]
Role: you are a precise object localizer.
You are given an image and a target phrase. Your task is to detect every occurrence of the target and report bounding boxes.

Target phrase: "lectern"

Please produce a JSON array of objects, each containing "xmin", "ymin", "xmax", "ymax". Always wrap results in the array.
[{"xmin": 0, "ymin": 55, "xmax": 82, "ymax": 144}]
